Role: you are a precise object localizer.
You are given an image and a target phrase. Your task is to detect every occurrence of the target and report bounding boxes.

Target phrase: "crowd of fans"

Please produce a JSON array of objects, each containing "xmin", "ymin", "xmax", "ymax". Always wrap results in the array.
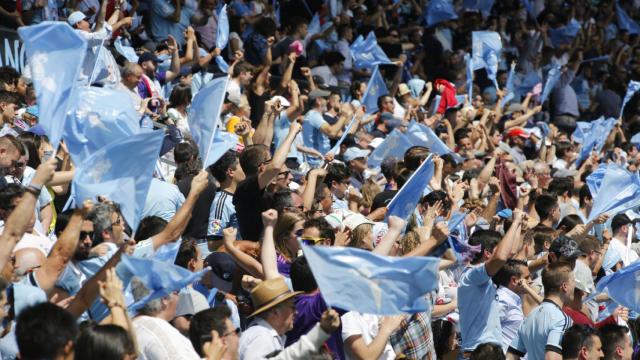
[{"xmin": 2, "ymin": 0, "xmax": 640, "ymax": 359}]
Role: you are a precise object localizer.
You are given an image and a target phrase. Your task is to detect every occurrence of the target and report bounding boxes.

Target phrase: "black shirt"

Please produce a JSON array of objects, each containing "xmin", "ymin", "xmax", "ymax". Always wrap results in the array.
[
  {"xmin": 177, "ymin": 174, "xmax": 217, "ymax": 239},
  {"xmin": 232, "ymin": 175, "xmax": 270, "ymax": 241}
]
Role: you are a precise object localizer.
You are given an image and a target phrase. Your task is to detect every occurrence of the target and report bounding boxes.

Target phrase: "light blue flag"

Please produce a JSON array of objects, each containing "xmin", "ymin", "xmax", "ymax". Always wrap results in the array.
[
  {"xmin": 462, "ymin": 0, "xmax": 494, "ymax": 17},
  {"xmin": 119, "ymin": 255, "xmax": 210, "ymax": 312},
  {"xmin": 620, "ymin": 80, "xmax": 640, "ymax": 117},
  {"xmin": 63, "ymin": 87, "xmax": 141, "ymax": 164},
  {"xmin": 500, "ymin": 62, "xmax": 517, "ymax": 107},
  {"xmin": 18, "ymin": 22, "xmax": 87, "ymax": 150},
  {"xmin": 301, "ymin": 243, "xmax": 440, "ymax": 315},
  {"xmin": 368, "ymin": 129, "xmax": 414, "ymax": 168},
  {"xmin": 425, "ymin": 0, "xmax": 458, "ymax": 27},
  {"xmin": 328, "ymin": 115, "xmax": 357, "ymax": 155},
  {"xmin": 361, "ymin": 66, "xmax": 388, "ymax": 114},
  {"xmin": 588, "ymin": 165, "xmax": 640, "ymax": 222},
  {"xmin": 576, "ymin": 117, "xmax": 616, "ymax": 167},
  {"xmin": 465, "ymin": 53, "xmax": 474, "ymax": 102},
  {"xmin": 540, "ymin": 64, "xmax": 562, "ymax": 104},
  {"xmin": 549, "ymin": 19, "xmax": 581, "ymax": 48},
  {"xmin": 188, "ymin": 76, "xmax": 229, "ymax": 168},
  {"xmin": 207, "ymin": 131, "xmax": 238, "ymax": 167},
  {"xmin": 595, "ymin": 260, "xmax": 640, "ymax": 313},
  {"xmin": 406, "ymin": 121, "xmax": 463, "ymax": 162},
  {"xmin": 472, "ymin": 31, "xmax": 502, "ymax": 89},
  {"xmin": 408, "ymin": 79, "xmax": 426, "ymax": 99},
  {"xmin": 586, "ymin": 163, "xmax": 614, "ymax": 198},
  {"xmin": 350, "ymin": 32, "xmax": 392, "ymax": 70},
  {"xmin": 114, "ymin": 37, "xmax": 139, "ymax": 63},
  {"xmin": 571, "ymin": 121, "xmax": 593, "ymax": 144},
  {"xmin": 72, "ymin": 131, "xmax": 164, "ymax": 233},
  {"xmin": 632, "ymin": 132, "xmax": 640, "ymax": 144},
  {"xmin": 387, "ymin": 155, "xmax": 434, "ymax": 220},
  {"xmin": 154, "ymin": 239, "xmax": 182, "ymax": 263},
  {"xmin": 617, "ymin": 2, "xmax": 640, "ymax": 35},
  {"xmin": 215, "ymin": 4, "xmax": 230, "ymax": 72}
]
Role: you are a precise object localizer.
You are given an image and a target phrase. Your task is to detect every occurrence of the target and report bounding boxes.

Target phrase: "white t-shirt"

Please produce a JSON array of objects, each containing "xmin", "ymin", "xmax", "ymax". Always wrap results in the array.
[{"xmin": 341, "ymin": 312, "xmax": 395, "ymax": 360}]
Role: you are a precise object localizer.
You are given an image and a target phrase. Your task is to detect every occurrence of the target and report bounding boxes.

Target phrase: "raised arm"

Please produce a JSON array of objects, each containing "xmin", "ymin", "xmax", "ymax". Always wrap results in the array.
[
  {"xmin": 259, "ymin": 209, "xmax": 280, "ymax": 280},
  {"xmin": 0, "ymin": 158, "xmax": 56, "ymax": 272},
  {"xmin": 373, "ymin": 216, "xmax": 405, "ymax": 256},
  {"xmin": 165, "ymin": 35, "xmax": 182, "ymax": 82},
  {"xmin": 258, "ymin": 121, "xmax": 302, "ymax": 189},
  {"xmin": 35, "ymin": 206, "xmax": 85, "ymax": 292},
  {"xmin": 485, "ymin": 209, "xmax": 524, "ymax": 276}
]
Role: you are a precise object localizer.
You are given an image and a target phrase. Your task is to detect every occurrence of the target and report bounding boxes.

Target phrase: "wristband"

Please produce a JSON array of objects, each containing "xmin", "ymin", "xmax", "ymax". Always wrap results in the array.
[{"xmin": 25, "ymin": 184, "xmax": 41, "ymax": 196}]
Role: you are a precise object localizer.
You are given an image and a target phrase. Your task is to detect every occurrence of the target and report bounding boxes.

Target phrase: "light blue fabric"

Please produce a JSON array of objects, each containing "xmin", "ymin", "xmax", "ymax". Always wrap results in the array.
[
  {"xmin": 509, "ymin": 301, "xmax": 572, "ymax": 359},
  {"xmin": 424, "ymin": 0, "xmax": 458, "ymax": 27},
  {"xmin": 367, "ymin": 129, "xmax": 414, "ymax": 168},
  {"xmin": 462, "ymin": 0, "xmax": 494, "ymax": 17},
  {"xmin": 273, "ymin": 110, "xmax": 299, "ymax": 159},
  {"xmin": 18, "ymin": 22, "xmax": 87, "ymax": 150},
  {"xmin": 458, "ymin": 264, "xmax": 502, "ymax": 351},
  {"xmin": 549, "ymin": 19, "xmax": 581, "ymax": 48},
  {"xmin": 595, "ymin": 260, "xmax": 640, "ymax": 313},
  {"xmin": 617, "ymin": 2, "xmax": 640, "ymax": 35},
  {"xmin": 575, "ymin": 117, "xmax": 616, "ymax": 167},
  {"xmin": 620, "ymin": 80, "xmax": 640, "ymax": 117},
  {"xmin": 120, "ymin": 255, "xmax": 210, "ymax": 311},
  {"xmin": 472, "ymin": 31, "xmax": 502, "ymax": 89},
  {"xmin": 302, "ymin": 110, "xmax": 330, "ymax": 166},
  {"xmin": 142, "ymin": 178, "xmax": 186, "ymax": 222},
  {"xmin": 587, "ymin": 164, "xmax": 640, "ymax": 222},
  {"xmin": 387, "ymin": 155, "xmax": 434, "ymax": 221},
  {"xmin": 349, "ymin": 32, "xmax": 392, "ymax": 70},
  {"xmin": 73, "ymin": 131, "xmax": 164, "ymax": 233},
  {"xmin": 63, "ymin": 86, "xmax": 141, "ymax": 164},
  {"xmin": 188, "ymin": 76, "xmax": 228, "ymax": 168},
  {"xmin": 215, "ymin": 5, "xmax": 230, "ymax": 71},
  {"xmin": 301, "ymin": 243, "xmax": 440, "ymax": 315},
  {"xmin": 406, "ymin": 122, "xmax": 463, "ymax": 162},
  {"xmin": 361, "ymin": 65, "xmax": 388, "ymax": 114},
  {"xmin": 541, "ymin": 64, "xmax": 562, "ymax": 105}
]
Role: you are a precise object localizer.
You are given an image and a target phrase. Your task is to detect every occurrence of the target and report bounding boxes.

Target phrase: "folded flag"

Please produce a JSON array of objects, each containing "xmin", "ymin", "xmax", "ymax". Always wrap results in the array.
[
  {"xmin": 617, "ymin": 1, "xmax": 640, "ymax": 35},
  {"xmin": 540, "ymin": 64, "xmax": 562, "ymax": 104},
  {"xmin": 302, "ymin": 243, "xmax": 440, "ymax": 315}
]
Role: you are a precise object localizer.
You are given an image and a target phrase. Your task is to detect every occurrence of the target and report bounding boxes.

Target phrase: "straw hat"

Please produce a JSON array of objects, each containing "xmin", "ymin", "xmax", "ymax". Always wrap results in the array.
[{"xmin": 249, "ymin": 277, "xmax": 302, "ymax": 317}]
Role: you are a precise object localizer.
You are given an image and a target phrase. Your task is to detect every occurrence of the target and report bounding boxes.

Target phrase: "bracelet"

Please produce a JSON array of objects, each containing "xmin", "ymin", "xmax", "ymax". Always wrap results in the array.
[{"xmin": 25, "ymin": 184, "xmax": 41, "ymax": 196}]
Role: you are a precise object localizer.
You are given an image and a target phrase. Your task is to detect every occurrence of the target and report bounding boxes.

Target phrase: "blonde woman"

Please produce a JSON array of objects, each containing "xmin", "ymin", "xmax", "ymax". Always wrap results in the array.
[{"xmin": 273, "ymin": 212, "xmax": 305, "ymax": 277}]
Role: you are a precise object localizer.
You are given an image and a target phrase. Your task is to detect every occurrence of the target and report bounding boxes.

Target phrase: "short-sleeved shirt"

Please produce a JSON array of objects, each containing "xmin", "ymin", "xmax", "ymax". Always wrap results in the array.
[
  {"xmin": 341, "ymin": 312, "xmax": 395, "ymax": 360},
  {"xmin": 207, "ymin": 190, "xmax": 238, "ymax": 237},
  {"xmin": 302, "ymin": 110, "xmax": 330, "ymax": 167},
  {"xmin": 497, "ymin": 286, "xmax": 524, "ymax": 351},
  {"xmin": 508, "ymin": 299, "xmax": 572, "ymax": 360},
  {"xmin": 142, "ymin": 178, "xmax": 186, "ymax": 222},
  {"xmin": 457, "ymin": 264, "xmax": 502, "ymax": 352}
]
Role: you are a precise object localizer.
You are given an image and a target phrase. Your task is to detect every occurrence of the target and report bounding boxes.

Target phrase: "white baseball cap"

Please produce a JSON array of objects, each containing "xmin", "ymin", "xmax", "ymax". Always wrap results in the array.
[{"xmin": 68, "ymin": 11, "xmax": 88, "ymax": 26}]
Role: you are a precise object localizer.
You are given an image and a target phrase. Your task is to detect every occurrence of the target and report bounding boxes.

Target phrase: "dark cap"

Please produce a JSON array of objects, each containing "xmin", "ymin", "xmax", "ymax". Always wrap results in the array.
[
  {"xmin": 204, "ymin": 252, "xmax": 236, "ymax": 293},
  {"xmin": 549, "ymin": 235, "xmax": 584, "ymax": 259},
  {"xmin": 138, "ymin": 51, "xmax": 159, "ymax": 65},
  {"xmin": 371, "ymin": 190, "xmax": 397, "ymax": 212}
]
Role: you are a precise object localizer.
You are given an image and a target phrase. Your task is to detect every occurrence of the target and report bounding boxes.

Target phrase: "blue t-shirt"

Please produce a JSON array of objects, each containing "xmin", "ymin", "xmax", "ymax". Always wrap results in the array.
[
  {"xmin": 207, "ymin": 190, "xmax": 238, "ymax": 236},
  {"xmin": 457, "ymin": 264, "xmax": 502, "ymax": 352},
  {"xmin": 142, "ymin": 178, "xmax": 186, "ymax": 221},
  {"xmin": 302, "ymin": 110, "xmax": 330, "ymax": 166},
  {"xmin": 508, "ymin": 300, "xmax": 572, "ymax": 360}
]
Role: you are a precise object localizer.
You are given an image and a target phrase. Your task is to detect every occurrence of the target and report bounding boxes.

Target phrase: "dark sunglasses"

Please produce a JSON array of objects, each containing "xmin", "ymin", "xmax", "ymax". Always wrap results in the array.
[
  {"xmin": 300, "ymin": 237, "xmax": 325, "ymax": 246},
  {"xmin": 80, "ymin": 231, "xmax": 94, "ymax": 240}
]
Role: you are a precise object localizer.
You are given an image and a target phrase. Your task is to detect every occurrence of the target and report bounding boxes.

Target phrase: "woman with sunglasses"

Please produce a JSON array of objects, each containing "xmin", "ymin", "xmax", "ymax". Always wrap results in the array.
[{"xmin": 273, "ymin": 212, "xmax": 305, "ymax": 278}]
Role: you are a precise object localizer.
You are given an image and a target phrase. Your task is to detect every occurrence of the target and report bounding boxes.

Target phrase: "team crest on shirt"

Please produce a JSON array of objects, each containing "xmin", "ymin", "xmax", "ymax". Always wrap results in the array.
[{"xmin": 210, "ymin": 219, "xmax": 222, "ymax": 235}]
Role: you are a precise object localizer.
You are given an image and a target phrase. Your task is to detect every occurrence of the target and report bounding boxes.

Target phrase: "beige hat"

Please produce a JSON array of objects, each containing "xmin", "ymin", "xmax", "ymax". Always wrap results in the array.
[
  {"xmin": 343, "ymin": 213, "xmax": 375, "ymax": 231},
  {"xmin": 398, "ymin": 84, "xmax": 411, "ymax": 97},
  {"xmin": 249, "ymin": 277, "xmax": 302, "ymax": 317}
]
